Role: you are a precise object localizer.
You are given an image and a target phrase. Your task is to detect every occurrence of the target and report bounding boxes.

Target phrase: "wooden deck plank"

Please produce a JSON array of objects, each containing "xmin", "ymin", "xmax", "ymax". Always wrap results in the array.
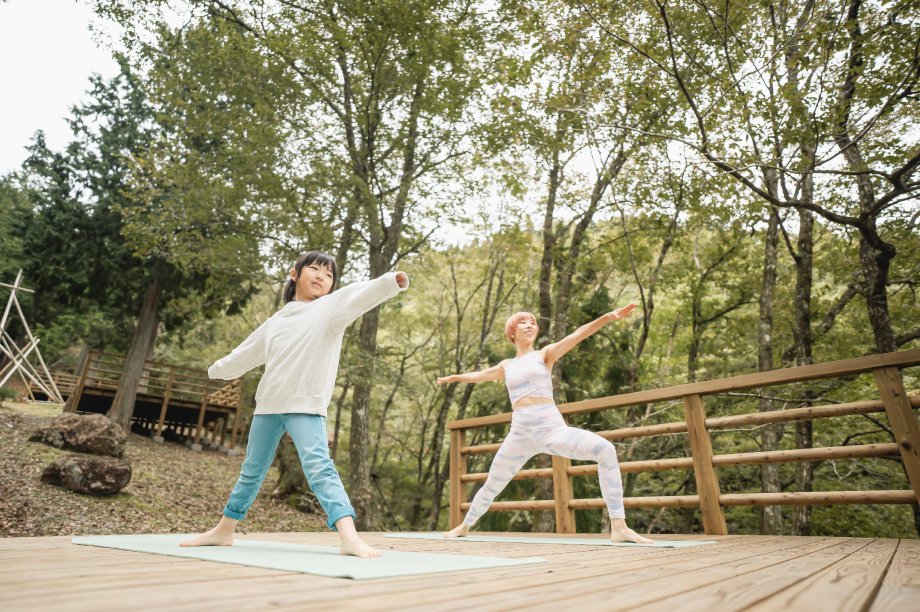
[
  {"xmin": 5, "ymin": 536, "xmax": 772, "ymax": 612},
  {"xmin": 214, "ymin": 538, "xmax": 791, "ymax": 612},
  {"xmin": 314, "ymin": 540, "xmax": 807, "ymax": 612},
  {"xmin": 412, "ymin": 537, "xmax": 858, "ymax": 612},
  {"xmin": 624, "ymin": 538, "xmax": 890, "ymax": 612},
  {"xmin": 744, "ymin": 538, "xmax": 898, "ymax": 612},
  {"xmin": 870, "ymin": 540, "xmax": 920, "ymax": 611},
  {"xmin": 2, "ymin": 533, "xmax": 917, "ymax": 612}
]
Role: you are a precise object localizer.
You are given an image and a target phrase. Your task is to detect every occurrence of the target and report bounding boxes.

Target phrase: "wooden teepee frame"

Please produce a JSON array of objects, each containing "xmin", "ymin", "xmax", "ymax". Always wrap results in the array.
[{"xmin": 0, "ymin": 270, "xmax": 64, "ymax": 404}]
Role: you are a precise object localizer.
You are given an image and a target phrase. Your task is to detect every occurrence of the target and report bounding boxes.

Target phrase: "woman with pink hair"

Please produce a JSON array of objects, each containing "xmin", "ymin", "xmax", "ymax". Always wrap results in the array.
[{"xmin": 437, "ymin": 305, "xmax": 652, "ymax": 543}]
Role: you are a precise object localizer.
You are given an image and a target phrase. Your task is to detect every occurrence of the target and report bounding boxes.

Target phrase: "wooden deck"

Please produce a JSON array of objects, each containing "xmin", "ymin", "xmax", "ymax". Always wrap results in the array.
[{"xmin": 2, "ymin": 532, "xmax": 918, "ymax": 611}]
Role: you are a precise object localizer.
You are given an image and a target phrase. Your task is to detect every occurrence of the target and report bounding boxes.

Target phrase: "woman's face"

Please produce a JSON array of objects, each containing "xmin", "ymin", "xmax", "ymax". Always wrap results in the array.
[
  {"xmin": 513, "ymin": 317, "xmax": 538, "ymax": 347},
  {"xmin": 292, "ymin": 262, "xmax": 334, "ymax": 302}
]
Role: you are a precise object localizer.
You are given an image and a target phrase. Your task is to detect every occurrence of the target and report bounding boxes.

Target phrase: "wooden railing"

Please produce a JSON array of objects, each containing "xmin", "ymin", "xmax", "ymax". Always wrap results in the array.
[
  {"xmin": 62, "ymin": 351, "xmax": 245, "ymax": 450},
  {"xmin": 447, "ymin": 349, "xmax": 920, "ymax": 535},
  {"xmin": 27, "ymin": 370, "xmax": 80, "ymax": 401}
]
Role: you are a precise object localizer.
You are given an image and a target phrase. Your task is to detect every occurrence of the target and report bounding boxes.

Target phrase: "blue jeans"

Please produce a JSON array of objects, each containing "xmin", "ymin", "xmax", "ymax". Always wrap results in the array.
[{"xmin": 223, "ymin": 414, "xmax": 355, "ymax": 530}]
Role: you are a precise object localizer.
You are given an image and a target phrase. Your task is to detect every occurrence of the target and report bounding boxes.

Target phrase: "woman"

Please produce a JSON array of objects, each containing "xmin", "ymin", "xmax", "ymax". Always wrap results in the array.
[
  {"xmin": 180, "ymin": 251, "xmax": 409, "ymax": 558},
  {"xmin": 438, "ymin": 306, "xmax": 652, "ymax": 543}
]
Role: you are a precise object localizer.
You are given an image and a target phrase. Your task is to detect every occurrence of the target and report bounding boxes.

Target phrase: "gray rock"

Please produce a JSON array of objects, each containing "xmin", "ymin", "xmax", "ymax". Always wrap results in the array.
[
  {"xmin": 29, "ymin": 413, "xmax": 126, "ymax": 458},
  {"xmin": 41, "ymin": 454, "xmax": 132, "ymax": 496}
]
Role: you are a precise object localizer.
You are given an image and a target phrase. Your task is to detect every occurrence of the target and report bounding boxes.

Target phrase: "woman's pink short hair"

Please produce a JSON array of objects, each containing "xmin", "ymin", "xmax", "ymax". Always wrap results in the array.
[{"xmin": 505, "ymin": 312, "xmax": 538, "ymax": 343}]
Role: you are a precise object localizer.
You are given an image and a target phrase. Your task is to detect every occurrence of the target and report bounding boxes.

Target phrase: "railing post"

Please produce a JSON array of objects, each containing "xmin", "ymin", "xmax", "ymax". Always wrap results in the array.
[
  {"xmin": 873, "ymin": 366, "xmax": 920, "ymax": 504},
  {"xmin": 683, "ymin": 393, "xmax": 728, "ymax": 535},
  {"xmin": 449, "ymin": 428, "xmax": 467, "ymax": 529},
  {"xmin": 154, "ymin": 366, "xmax": 175, "ymax": 441},
  {"xmin": 65, "ymin": 351, "xmax": 95, "ymax": 413},
  {"xmin": 552, "ymin": 455, "xmax": 577, "ymax": 534},
  {"xmin": 192, "ymin": 378, "xmax": 211, "ymax": 450},
  {"xmin": 229, "ymin": 388, "xmax": 242, "ymax": 451}
]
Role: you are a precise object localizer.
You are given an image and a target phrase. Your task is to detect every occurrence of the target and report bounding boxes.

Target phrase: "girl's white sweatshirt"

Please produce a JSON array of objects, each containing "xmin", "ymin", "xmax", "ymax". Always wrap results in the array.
[{"xmin": 208, "ymin": 272, "xmax": 408, "ymax": 417}]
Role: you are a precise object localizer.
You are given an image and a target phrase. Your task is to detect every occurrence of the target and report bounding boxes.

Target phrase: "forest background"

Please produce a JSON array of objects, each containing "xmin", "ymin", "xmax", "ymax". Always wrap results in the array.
[{"xmin": 1, "ymin": 0, "xmax": 918, "ymax": 539}]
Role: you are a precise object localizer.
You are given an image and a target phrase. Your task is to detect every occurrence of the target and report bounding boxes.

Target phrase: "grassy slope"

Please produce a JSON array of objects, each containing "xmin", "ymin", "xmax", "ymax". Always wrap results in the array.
[{"xmin": 0, "ymin": 402, "xmax": 326, "ymax": 537}]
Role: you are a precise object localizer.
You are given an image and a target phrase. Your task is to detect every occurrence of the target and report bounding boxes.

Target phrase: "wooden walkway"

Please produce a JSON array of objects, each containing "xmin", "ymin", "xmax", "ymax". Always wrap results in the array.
[{"xmin": 2, "ymin": 532, "xmax": 918, "ymax": 611}]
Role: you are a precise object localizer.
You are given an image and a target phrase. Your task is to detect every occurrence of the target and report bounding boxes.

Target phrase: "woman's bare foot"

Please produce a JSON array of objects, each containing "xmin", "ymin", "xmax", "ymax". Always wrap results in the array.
[
  {"xmin": 334, "ymin": 516, "xmax": 381, "ymax": 558},
  {"xmin": 442, "ymin": 523, "xmax": 471, "ymax": 538},
  {"xmin": 610, "ymin": 519, "xmax": 654, "ymax": 544}
]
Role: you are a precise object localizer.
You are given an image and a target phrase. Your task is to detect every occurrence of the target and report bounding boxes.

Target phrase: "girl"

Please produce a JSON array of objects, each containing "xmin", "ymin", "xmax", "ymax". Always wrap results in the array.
[
  {"xmin": 438, "ymin": 306, "xmax": 653, "ymax": 544},
  {"xmin": 180, "ymin": 251, "xmax": 409, "ymax": 558}
]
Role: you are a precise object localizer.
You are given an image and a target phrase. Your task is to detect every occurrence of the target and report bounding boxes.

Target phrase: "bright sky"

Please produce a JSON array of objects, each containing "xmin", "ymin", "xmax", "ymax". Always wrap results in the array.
[{"xmin": 0, "ymin": 0, "xmax": 120, "ymax": 175}]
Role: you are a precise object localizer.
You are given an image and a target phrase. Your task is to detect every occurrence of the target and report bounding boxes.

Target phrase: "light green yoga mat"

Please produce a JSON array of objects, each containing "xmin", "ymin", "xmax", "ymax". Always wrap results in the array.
[
  {"xmin": 72, "ymin": 534, "xmax": 546, "ymax": 580},
  {"xmin": 385, "ymin": 533, "xmax": 717, "ymax": 548}
]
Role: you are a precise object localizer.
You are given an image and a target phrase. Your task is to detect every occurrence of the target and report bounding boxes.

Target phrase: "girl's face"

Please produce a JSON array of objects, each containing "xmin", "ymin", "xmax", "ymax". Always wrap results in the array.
[
  {"xmin": 291, "ymin": 262, "xmax": 335, "ymax": 302},
  {"xmin": 513, "ymin": 317, "xmax": 538, "ymax": 348}
]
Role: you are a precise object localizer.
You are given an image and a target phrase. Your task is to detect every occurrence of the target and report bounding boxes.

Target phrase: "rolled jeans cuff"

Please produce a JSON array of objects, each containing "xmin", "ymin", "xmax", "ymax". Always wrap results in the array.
[
  {"xmin": 223, "ymin": 506, "xmax": 246, "ymax": 521},
  {"xmin": 326, "ymin": 506, "xmax": 356, "ymax": 531}
]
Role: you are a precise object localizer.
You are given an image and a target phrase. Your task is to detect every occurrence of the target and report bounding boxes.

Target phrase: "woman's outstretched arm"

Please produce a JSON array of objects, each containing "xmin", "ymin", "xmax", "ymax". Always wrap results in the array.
[
  {"xmin": 542, "ymin": 303, "xmax": 638, "ymax": 369},
  {"xmin": 437, "ymin": 361, "xmax": 507, "ymax": 385}
]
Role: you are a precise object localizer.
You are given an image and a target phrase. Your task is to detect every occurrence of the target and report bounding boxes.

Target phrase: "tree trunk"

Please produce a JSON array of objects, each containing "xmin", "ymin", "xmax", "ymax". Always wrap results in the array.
[
  {"xmin": 107, "ymin": 276, "xmax": 162, "ymax": 431},
  {"xmin": 331, "ymin": 383, "xmax": 349, "ymax": 462},
  {"xmin": 425, "ymin": 383, "xmax": 459, "ymax": 528},
  {"xmin": 791, "ymin": 193, "xmax": 816, "ymax": 536},
  {"xmin": 834, "ymin": 0, "xmax": 899, "ymax": 355},
  {"xmin": 534, "ymin": 154, "xmax": 562, "ymax": 534},
  {"xmin": 349, "ymin": 302, "xmax": 383, "ymax": 531},
  {"xmin": 73, "ymin": 342, "xmax": 90, "ymax": 376},
  {"xmin": 758, "ymin": 207, "xmax": 783, "ymax": 535},
  {"xmin": 427, "ymin": 253, "xmax": 508, "ymax": 530}
]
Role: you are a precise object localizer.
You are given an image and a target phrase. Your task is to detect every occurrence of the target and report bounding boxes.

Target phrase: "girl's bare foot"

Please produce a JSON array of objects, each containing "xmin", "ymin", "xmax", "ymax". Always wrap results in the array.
[
  {"xmin": 610, "ymin": 519, "xmax": 654, "ymax": 544},
  {"xmin": 180, "ymin": 516, "xmax": 237, "ymax": 547},
  {"xmin": 442, "ymin": 523, "xmax": 470, "ymax": 538},
  {"xmin": 334, "ymin": 515, "xmax": 380, "ymax": 558},
  {"xmin": 179, "ymin": 526, "xmax": 234, "ymax": 547},
  {"xmin": 339, "ymin": 536, "xmax": 381, "ymax": 558}
]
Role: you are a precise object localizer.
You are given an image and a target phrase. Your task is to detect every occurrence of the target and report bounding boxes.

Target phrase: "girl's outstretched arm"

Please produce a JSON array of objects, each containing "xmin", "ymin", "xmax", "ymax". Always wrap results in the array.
[
  {"xmin": 437, "ymin": 361, "xmax": 507, "ymax": 385},
  {"xmin": 542, "ymin": 303, "xmax": 638, "ymax": 369},
  {"xmin": 209, "ymin": 319, "xmax": 268, "ymax": 380},
  {"xmin": 328, "ymin": 272, "xmax": 409, "ymax": 327}
]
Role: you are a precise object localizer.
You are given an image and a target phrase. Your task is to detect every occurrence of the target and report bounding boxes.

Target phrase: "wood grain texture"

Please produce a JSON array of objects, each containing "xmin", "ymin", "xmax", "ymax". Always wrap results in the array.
[
  {"xmin": 552, "ymin": 455, "xmax": 576, "ymax": 533},
  {"xmin": 624, "ymin": 538, "xmax": 868, "ymax": 612},
  {"xmin": 745, "ymin": 538, "xmax": 898, "ymax": 612},
  {"xmin": 711, "ymin": 443, "xmax": 901, "ymax": 466},
  {"xmin": 719, "ymin": 490, "xmax": 917, "ymax": 506},
  {"xmin": 448, "ymin": 428, "xmax": 467, "ymax": 529},
  {"xmin": 3, "ymin": 533, "xmax": 915, "ymax": 612},
  {"xmin": 869, "ymin": 539, "xmax": 920, "ymax": 612},
  {"xmin": 874, "ymin": 366, "xmax": 920, "ymax": 504},
  {"xmin": 683, "ymin": 393, "xmax": 727, "ymax": 535}
]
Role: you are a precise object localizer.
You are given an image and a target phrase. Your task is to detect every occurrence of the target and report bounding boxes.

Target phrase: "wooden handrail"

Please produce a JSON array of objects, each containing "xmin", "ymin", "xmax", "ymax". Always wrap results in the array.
[
  {"xmin": 447, "ymin": 349, "xmax": 920, "ymax": 535},
  {"xmin": 448, "ymin": 348, "xmax": 920, "ymax": 430}
]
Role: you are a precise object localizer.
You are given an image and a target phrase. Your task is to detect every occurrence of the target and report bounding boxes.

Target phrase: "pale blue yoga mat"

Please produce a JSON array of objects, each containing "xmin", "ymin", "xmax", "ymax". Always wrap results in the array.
[
  {"xmin": 72, "ymin": 534, "xmax": 546, "ymax": 580},
  {"xmin": 385, "ymin": 533, "xmax": 717, "ymax": 548}
]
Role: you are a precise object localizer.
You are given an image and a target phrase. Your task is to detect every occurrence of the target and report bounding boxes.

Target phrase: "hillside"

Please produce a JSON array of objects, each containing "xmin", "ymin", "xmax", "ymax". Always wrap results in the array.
[{"xmin": 0, "ymin": 403, "xmax": 326, "ymax": 537}]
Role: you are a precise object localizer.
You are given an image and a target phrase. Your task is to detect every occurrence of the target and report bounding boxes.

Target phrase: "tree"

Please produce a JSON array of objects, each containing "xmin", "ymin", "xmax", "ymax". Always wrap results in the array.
[
  {"xmin": 581, "ymin": 0, "xmax": 920, "ymax": 356},
  {"xmin": 96, "ymin": 0, "xmax": 493, "ymax": 527}
]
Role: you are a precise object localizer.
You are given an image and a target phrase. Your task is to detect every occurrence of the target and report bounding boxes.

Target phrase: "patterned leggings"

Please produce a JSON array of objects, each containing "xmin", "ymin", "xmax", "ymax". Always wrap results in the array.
[{"xmin": 463, "ymin": 403, "xmax": 625, "ymax": 527}]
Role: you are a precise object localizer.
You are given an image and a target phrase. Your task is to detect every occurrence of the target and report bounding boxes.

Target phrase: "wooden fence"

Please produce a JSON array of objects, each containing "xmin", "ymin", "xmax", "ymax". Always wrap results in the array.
[
  {"xmin": 447, "ymin": 349, "xmax": 920, "ymax": 535},
  {"xmin": 56, "ymin": 350, "xmax": 245, "ymax": 450}
]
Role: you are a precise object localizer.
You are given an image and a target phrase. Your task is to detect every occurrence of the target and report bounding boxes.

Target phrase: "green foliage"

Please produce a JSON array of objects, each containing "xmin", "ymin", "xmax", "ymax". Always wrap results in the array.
[{"xmin": 5, "ymin": 0, "xmax": 914, "ymax": 539}]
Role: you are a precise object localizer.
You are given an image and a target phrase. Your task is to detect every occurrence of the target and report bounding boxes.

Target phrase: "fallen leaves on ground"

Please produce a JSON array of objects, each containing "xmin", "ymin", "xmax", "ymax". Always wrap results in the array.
[{"xmin": 0, "ymin": 403, "xmax": 327, "ymax": 537}]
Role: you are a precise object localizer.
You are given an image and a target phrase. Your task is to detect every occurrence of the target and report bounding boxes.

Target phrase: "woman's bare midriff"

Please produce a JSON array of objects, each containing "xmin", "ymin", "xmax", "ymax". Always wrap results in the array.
[{"xmin": 512, "ymin": 396, "xmax": 556, "ymax": 409}]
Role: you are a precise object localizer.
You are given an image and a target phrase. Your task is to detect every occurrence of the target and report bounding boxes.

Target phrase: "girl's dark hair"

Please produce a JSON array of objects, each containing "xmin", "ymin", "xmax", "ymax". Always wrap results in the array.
[{"xmin": 283, "ymin": 251, "xmax": 339, "ymax": 304}]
